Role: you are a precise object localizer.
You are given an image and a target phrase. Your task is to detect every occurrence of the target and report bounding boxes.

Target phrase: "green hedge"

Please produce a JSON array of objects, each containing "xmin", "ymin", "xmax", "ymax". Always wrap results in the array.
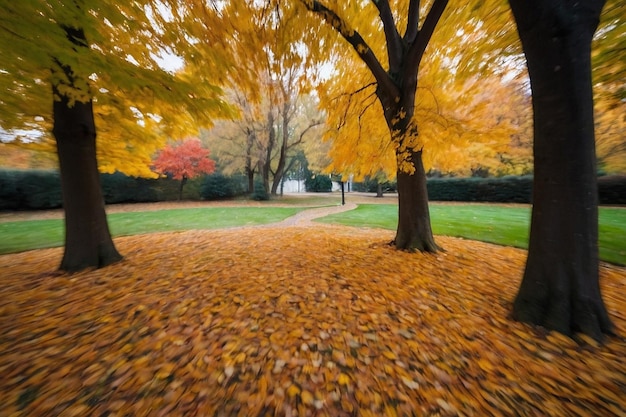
[
  {"xmin": 598, "ymin": 175, "xmax": 626, "ymax": 205},
  {"xmin": 427, "ymin": 176, "xmax": 533, "ymax": 203},
  {"xmin": 0, "ymin": 169, "xmax": 247, "ymax": 210},
  {"xmin": 1, "ymin": 169, "xmax": 624, "ymax": 210},
  {"xmin": 0, "ymin": 169, "xmax": 62, "ymax": 210},
  {"xmin": 426, "ymin": 175, "xmax": 626, "ymax": 204}
]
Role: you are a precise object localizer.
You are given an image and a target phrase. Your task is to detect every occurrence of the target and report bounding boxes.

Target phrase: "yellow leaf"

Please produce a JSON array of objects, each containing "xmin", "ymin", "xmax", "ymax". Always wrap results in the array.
[
  {"xmin": 301, "ymin": 389, "xmax": 314, "ymax": 405},
  {"xmin": 338, "ymin": 373, "xmax": 351, "ymax": 385},
  {"xmin": 287, "ymin": 384, "xmax": 300, "ymax": 397},
  {"xmin": 382, "ymin": 351, "xmax": 397, "ymax": 360}
]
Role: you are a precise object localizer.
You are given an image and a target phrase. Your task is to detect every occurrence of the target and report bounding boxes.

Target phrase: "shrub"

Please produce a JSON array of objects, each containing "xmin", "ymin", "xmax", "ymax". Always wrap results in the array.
[
  {"xmin": 0, "ymin": 169, "xmax": 20, "ymax": 210},
  {"xmin": 101, "ymin": 172, "xmax": 159, "ymax": 204},
  {"xmin": 251, "ymin": 180, "xmax": 269, "ymax": 201},
  {"xmin": 101, "ymin": 173, "xmax": 205, "ymax": 203},
  {"xmin": 598, "ymin": 175, "xmax": 626, "ymax": 205},
  {"xmin": 0, "ymin": 169, "xmax": 62, "ymax": 210},
  {"xmin": 305, "ymin": 174, "xmax": 332, "ymax": 192},
  {"xmin": 201, "ymin": 173, "xmax": 247, "ymax": 200},
  {"xmin": 426, "ymin": 176, "xmax": 534, "ymax": 203}
]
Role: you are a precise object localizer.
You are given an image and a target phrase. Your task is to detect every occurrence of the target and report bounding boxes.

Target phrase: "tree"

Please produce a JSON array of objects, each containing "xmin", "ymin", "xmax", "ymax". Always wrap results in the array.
[
  {"xmin": 508, "ymin": 0, "xmax": 614, "ymax": 340},
  {"xmin": 1, "ymin": 1, "xmax": 232, "ymax": 271},
  {"xmin": 52, "ymin": 26, "xmax": 122, "ymax": 271},
  {"xmin": 300, "ymin": 0, "xmax": 450, "ymax": 251},
  {"xmin": 197, "ymin": 1, "xmax": 328, "ymax": 197},
  {"xmin": 153, "ymin": 139, "xmax": 216, "ymax": 200}
]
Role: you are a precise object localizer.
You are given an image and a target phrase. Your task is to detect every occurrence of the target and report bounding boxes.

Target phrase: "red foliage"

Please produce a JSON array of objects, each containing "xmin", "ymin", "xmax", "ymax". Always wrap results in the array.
[{"xmin": 153, "ymin": 139, "xmax": 216, "ymax": 180}]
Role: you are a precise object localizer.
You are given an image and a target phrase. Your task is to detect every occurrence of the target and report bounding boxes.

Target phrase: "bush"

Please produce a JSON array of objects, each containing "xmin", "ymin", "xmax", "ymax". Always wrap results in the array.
[
  {"xmin": 101, "ymin": 173, "xmax": 204, "ymax": 203},
  {"xmin": 598, "ymin": 175, "xmax": 626, "ymax": 205},
  {"xmin": 353, "ymin": 177, "xmax": 397, "ymax": 193},
  {"xmin": 305, "ymin": 174, "xmax": 332, "ymax": 192},
  {"xmin": 0, "ymin": 169, "xmax": 21, "ymax": 210},
  {"xmin": 426, "ymin": 176, "xmax": 534, "ymax": 203},
  {"xmin": 101, "ymin": 172, "xmax": 159, "ymax": 204},
  {"xmin": 251, "ymin": 180, "xmax": 269, "ymax": 201},
  {"xmin": 0, "ymin": 169, "xmax": 62, "ymax": 210},
  {"xmin": 201, "ymin": 173, "xmax": 247, "ymax": 200}
]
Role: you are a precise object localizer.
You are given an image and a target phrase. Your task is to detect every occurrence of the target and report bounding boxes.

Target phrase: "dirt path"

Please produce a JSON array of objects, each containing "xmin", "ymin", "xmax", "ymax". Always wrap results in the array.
[{"xmin": 260, "ymin": 202, "xmax": 358, "ymax": 227}]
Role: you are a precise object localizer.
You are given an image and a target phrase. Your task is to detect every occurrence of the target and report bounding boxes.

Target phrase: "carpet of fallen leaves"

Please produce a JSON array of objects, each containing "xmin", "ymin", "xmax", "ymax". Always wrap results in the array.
[{"xmin": 1, "ymin": 225, "xmax": 625, "ymax": 417}]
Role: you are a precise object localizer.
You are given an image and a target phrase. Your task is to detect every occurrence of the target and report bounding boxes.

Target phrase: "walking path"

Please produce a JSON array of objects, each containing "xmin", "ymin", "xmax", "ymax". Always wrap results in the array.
[{"xmin": 272, "ymin": 202, "xmax": 358, "ymax": 227}]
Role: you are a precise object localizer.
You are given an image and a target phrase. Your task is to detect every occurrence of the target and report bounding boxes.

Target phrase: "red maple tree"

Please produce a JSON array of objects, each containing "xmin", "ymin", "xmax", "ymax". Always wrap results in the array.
[{"xmin": 153, "ymin": 139, "xmax": 216, "ymax": 200}]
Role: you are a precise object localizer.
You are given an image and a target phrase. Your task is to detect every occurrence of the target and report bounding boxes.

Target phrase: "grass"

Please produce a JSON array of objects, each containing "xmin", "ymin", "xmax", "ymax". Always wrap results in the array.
[
  {"xmin": 1, "ymin": 202, "xmax": 624, "ymax": 265},
  {"xmin": 317, "ymin": 203, "xmax": 626, "ymax": 265},
  {"xmin": 0, "ymin": 207, "xmax": 305, "ymax": 255}
]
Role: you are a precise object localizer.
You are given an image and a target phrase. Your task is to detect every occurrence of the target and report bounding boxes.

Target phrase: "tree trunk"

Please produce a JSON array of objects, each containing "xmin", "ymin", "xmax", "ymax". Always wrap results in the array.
[
  {"xmin": 393, "ymin": 150, "xmax": 438, "ymax": 252},
  {"xmin": 52, "ymin": 26, "xmax": 122, "ymax": 272},
  {"xmin": 245, "ymin": 128, "xmax": 255, "ymax": 194},
  {"xmin": 53, "ymin": 84, "xmax": 122, "ymax": 272},
  {"xmin": 376, "ymin": 183, "xmax": 383, "ymax": 198},
  {"xmin": 270, "ymin": 140, "xmax": 286, "ymax": 195},
  {"xmin": 247, "ymin": 169, "xmax": 254, "ymax": 194},
  {"xmin": 262, "ymin": 111, "xmax": 275, "ymax": 194},
  {"xmin": 509, "ymin": 0, "xmax": 613, "ymax": 340},
  {"xmin": 178, "ymin": 176, "xmax": 187, "ymax": 201},
  {"xmin": 271, "ymin": 103, "xmax": 290, "ymax": 195}
]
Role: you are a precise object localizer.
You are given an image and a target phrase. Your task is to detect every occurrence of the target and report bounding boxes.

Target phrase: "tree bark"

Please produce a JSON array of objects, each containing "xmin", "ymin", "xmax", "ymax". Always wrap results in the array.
[
  {"xmin": 376, "ymin": 183, "xmax": 383, "ymax": 198},
  {"xmin": 394, "ymin": 150, "xmax": 438, "ymax": 252},
  {"xmin": 178, "ymin": 176, "xmax": 187, "ymax": 201},
  {"xmin": 509, "ymin": 0, "xmax": 613, "ymax": 340},
  {"xmin": 261, "ymin": 110, "xmax": 275, "ymax": 194},
  {"xmin": 53, "ymin": 81, "xmax": 122, "ymax": 272},
  {"xmin": 245, "ymin": 129, "xmax": 255, "ymax": 194},
  {"xmin": 52, "ymin": 26, "xmax": 122, "ymax": 272}
]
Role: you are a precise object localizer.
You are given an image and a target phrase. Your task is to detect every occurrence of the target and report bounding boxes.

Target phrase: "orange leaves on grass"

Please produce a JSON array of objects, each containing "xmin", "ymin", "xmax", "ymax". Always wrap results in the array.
[{"xmin": 0, "ymin": 226, "xmax": 624, "ymax": 416}]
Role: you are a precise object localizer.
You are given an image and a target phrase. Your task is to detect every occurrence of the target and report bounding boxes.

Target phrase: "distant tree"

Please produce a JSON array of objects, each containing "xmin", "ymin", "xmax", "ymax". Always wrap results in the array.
[{"xmin": 153, "ymin": 139, "xmax": 216, "ymax": 201}]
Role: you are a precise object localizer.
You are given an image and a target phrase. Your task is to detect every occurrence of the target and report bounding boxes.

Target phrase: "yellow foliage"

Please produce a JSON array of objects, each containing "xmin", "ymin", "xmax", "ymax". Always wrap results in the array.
[{"xmin": 0, "ymin": 0, "xmax": 234, "ymax": 177}]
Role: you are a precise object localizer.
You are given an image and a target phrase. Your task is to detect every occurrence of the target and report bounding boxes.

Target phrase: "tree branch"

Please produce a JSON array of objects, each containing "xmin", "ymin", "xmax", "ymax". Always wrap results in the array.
[
  {"xmin": 300, "ymin": 0, "xmax": 399, "ymax": 98},
  {"xmin": 290, "ymin": 120, "xmax": 323, "ymax": 148},
  {"xmin": 404, "ymin": 0, "xmax": 420, "ymax": 43},
  {"xmin": 371, "ymin": 0, "xmax": 403, "ymax": 72},
  {"xmin": 403, "ymin": 0, "xmax": 448, "ymax": 86}
]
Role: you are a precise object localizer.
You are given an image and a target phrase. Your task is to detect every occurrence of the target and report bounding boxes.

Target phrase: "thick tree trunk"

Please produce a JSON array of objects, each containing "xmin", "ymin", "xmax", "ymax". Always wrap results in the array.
[
  {"xmin": 509, "ymin": 0, "xmax": 613, "ymax": 340},
  {"xmin": 376, "ymin": 183, "xmax": 383, "ymax": 198},
  {"xmin": 52, "ymin": 26, "xmax": 122, "ymax": 272},
  {"xmin": 394, "ymin": 150, "xmax": 438, "ymax": 252},
  {"xmin": 53, "ymin": 89, "xmax": 122, "ymax": 272}
]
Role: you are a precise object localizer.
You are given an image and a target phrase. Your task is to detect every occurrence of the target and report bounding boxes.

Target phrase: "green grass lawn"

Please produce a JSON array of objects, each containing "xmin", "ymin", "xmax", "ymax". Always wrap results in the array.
[
  {"xmin": 1, "ymin": 203, "xmax": 624, "ymax": 265},
  {"xmin": 0, "ymin": 207, "xmax": 305, "ymax": 255},
  {"xmin": 317, "ymin": 204, "xmax": 626, "ymax": 265}
]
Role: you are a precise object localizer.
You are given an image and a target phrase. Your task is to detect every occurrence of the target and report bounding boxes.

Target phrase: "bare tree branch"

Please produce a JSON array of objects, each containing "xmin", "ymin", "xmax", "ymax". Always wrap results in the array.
[{"xmin": 291, "ymin": 119, "xmax": 323, "ymax": 147}]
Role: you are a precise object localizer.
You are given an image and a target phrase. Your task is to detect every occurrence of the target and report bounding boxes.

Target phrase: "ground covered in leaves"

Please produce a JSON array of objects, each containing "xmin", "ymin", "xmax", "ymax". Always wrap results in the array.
[{"xmin": 1, "ymin": 225, "xmax": 625, "ymax": 416}]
